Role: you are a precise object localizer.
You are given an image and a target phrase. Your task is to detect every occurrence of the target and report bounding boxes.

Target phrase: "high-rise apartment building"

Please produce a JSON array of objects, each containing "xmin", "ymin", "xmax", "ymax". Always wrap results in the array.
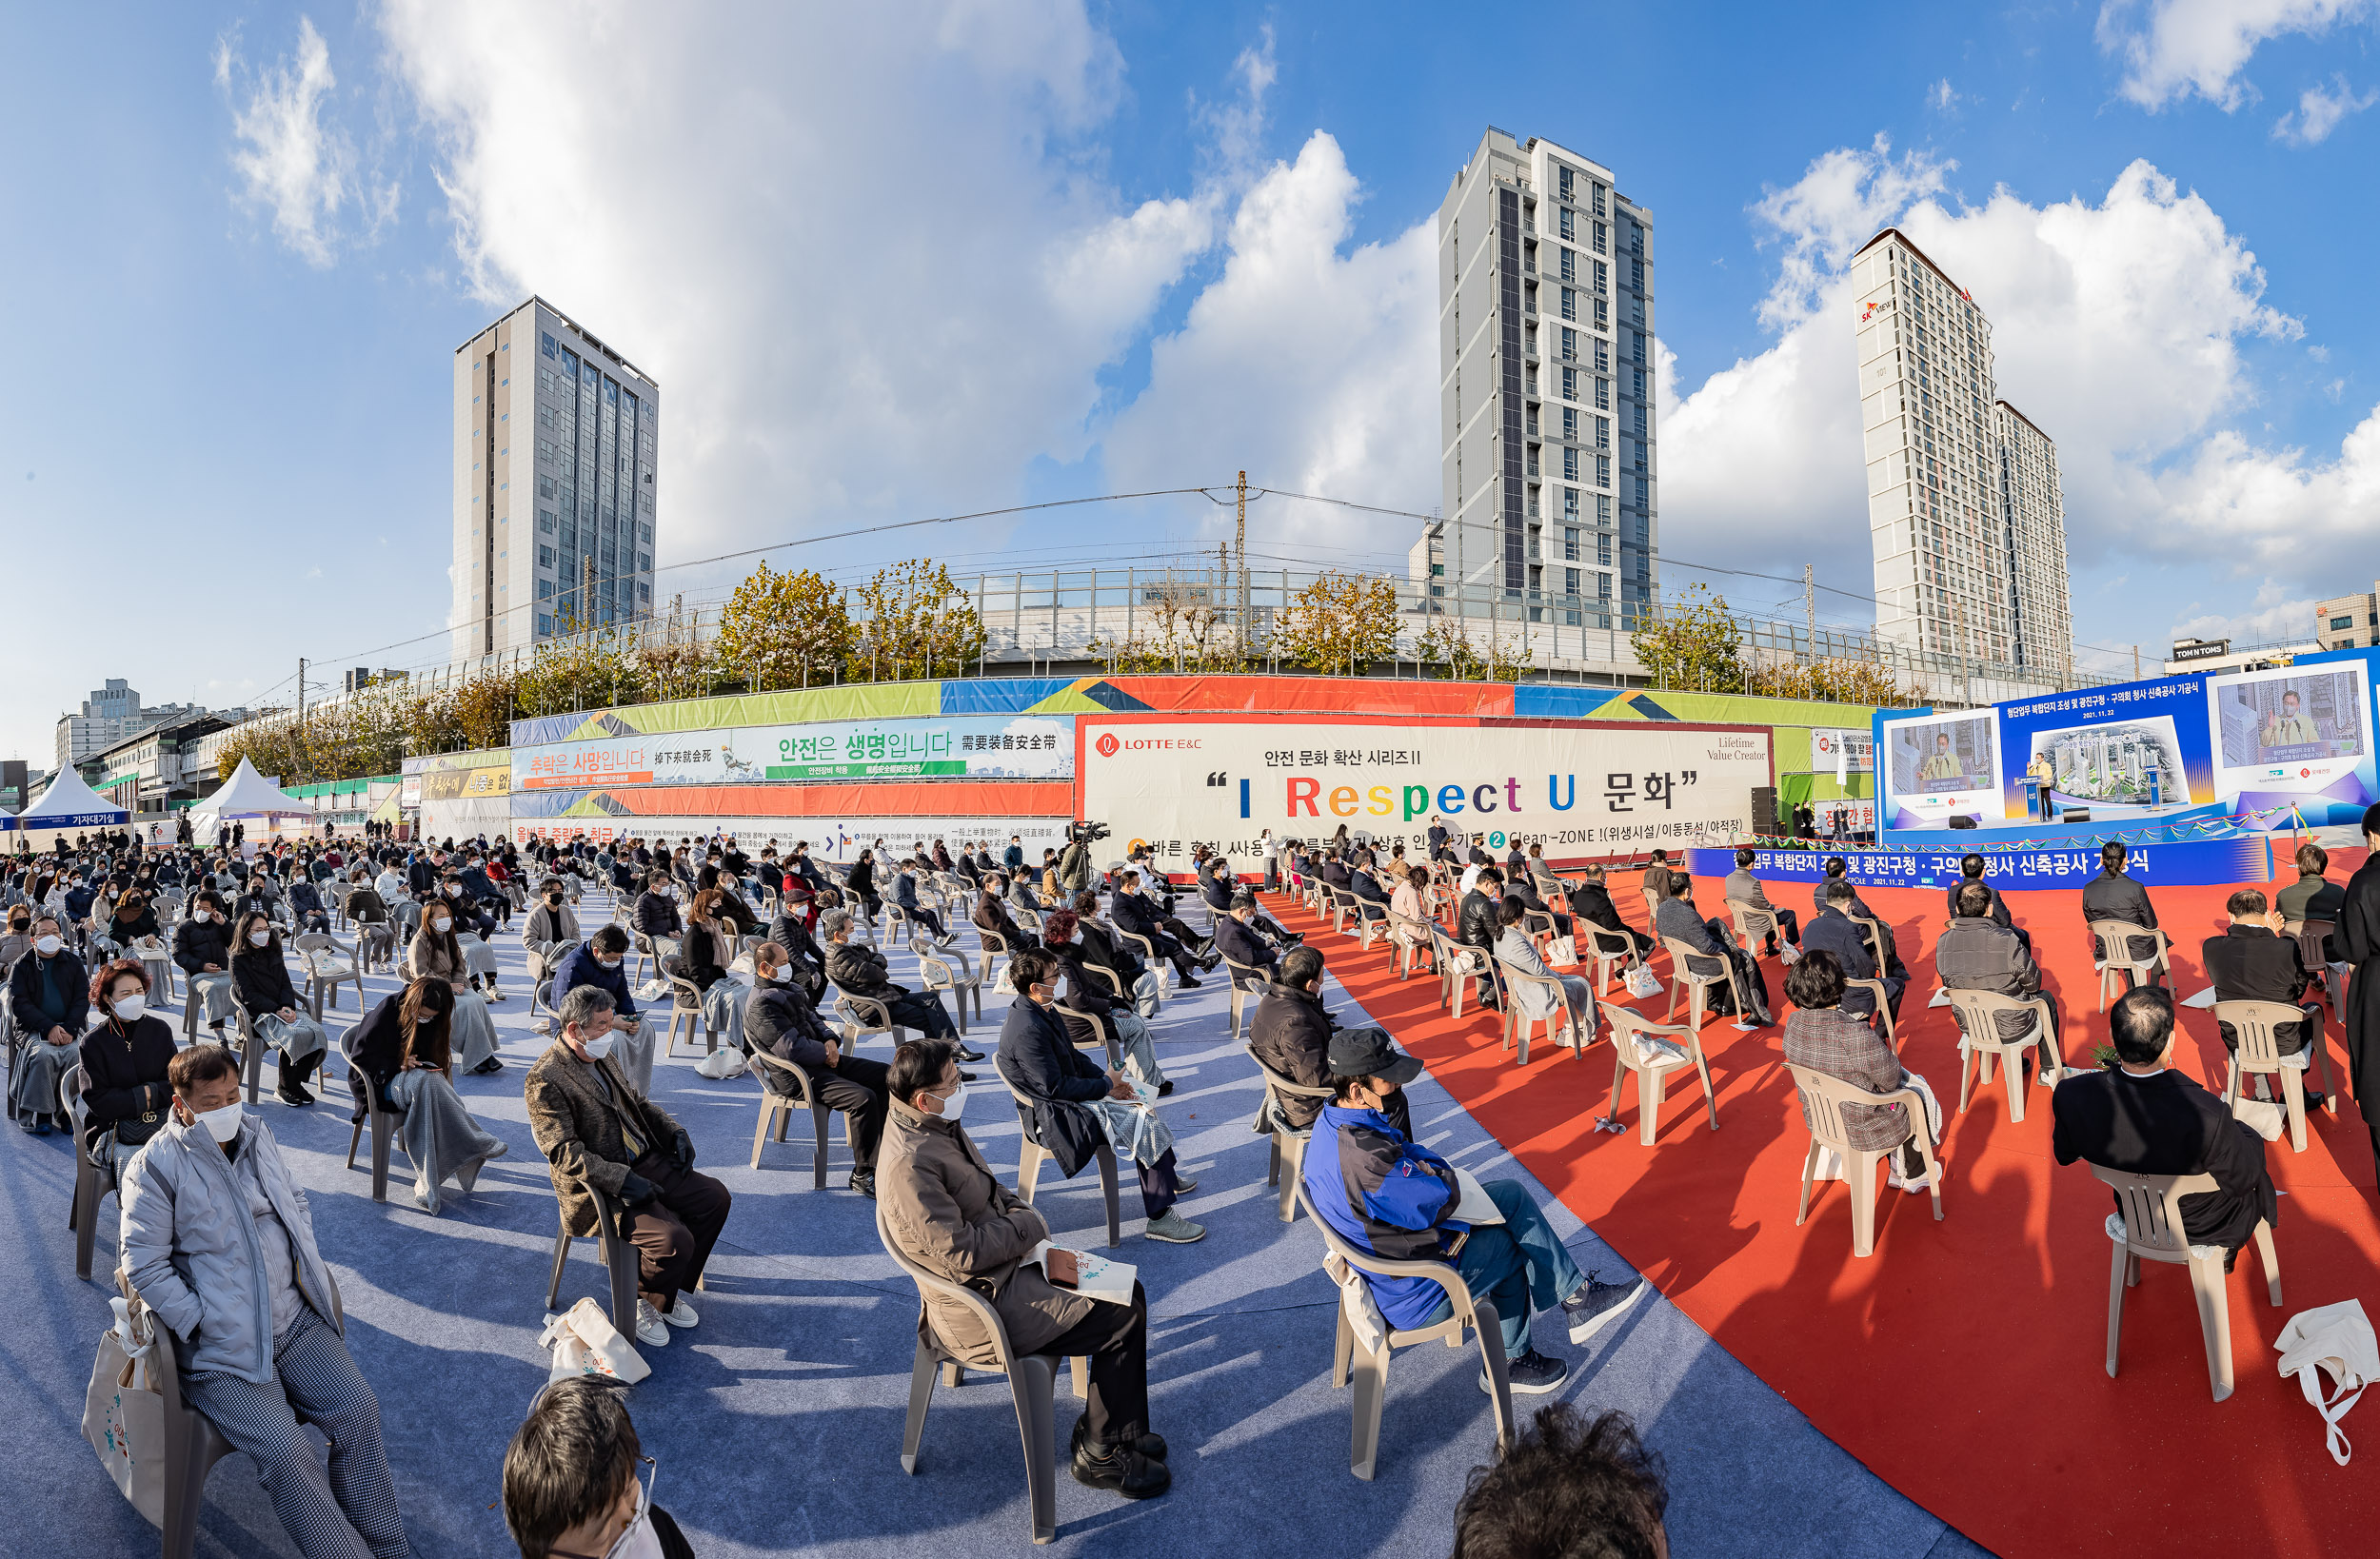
[
  {"xmin": 453, "ymin": 298, "xmax": 659, "ymax": 660},
  {"xmin": 1433, "ymin": 128, "xmax": 1656, "ymax": 630},
  {"xmin": 53, "ymin": 679, "xmax": 209, "ymax": 773},
  {"xmin": 2314, "ymin": 584, "xmax": 2380, "ymax": 651},
  {"xmin": 1852, "ymin": 230, "xmax": 2071, "ymax": 674}
]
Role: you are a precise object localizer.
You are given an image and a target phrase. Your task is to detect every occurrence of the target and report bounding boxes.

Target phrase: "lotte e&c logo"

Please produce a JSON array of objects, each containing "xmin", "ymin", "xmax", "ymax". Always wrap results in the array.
[{"xmin": 1096, "ymin": 733, "xmax": 1121, "ymax": 758}]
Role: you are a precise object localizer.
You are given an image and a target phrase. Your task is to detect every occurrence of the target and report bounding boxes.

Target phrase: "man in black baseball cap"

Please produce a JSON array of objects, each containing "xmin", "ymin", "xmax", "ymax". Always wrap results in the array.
[{"xmin": 1302, "ymin": 1021, "xmax": 1646, "ymax": 1396}]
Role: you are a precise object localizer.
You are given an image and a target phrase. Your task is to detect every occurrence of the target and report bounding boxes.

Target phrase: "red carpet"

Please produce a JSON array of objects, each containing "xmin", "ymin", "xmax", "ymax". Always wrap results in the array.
[{"xmin": 1274, "ymin": 851, "xmax": 2380, "ymax": 1559}]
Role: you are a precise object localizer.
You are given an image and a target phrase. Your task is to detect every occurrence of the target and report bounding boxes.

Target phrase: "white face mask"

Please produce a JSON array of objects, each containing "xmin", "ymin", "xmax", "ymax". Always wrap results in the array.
[
  {"xmin": 190, "ymin": 1100, "xmax": 244, "ymax": 1143},
  {"xmin": 113, "ymin": 995, "xmax": 147, "ymax": 1023},
  {"xmin": 34, "ymin": 935, "xmax": 62, "ymax": 956},
  {"xmin": 248, "ymin": 929, "xmax": 270, "ymax": 946},
  {"xmin": 577, "ymin": 1031, "xmax": 616, "ymax": 1060},
  {"xmin": 431, "ymin": 917, "xmax": 452, "ymax": 933},
  {"xmin": 925, "ymin": 1079, "xmax": 968, "ymax": 1120},
  {"xmin": 602, "ymin": 1460, "xmax": 663, "ymax": 1559}
]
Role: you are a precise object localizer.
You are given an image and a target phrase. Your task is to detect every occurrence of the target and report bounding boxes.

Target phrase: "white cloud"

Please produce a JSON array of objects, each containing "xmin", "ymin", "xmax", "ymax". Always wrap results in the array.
[
  {"xmin": 2169, "ymin": 579, "xmax": 2321, "ymax": 645},
  {"xmin": 380, "ymin": 0, "xmax": 1229, "ymax": 563},
  {"xmin": 2097, "ymin": 0, "xmax": 2376, "ymax": 110},
  {"xmin": 2272, "ymin": 73, "xmax": 2380, "ymax": 142},
  {"xmin": 215, "ymin": 16, "xmax": 393, "ymax": 266},
  {"xmin": 1097, "ymin": 134, "xmax": 1438, "ymax": 557},
  {"xmin": 1928, "ymin": 79, "xmax": 1960, "ymax": 112},
  {"xmin": 1746, "ymin": 135, "xmax": 1951, "ymax": 329},
  {"xmin": 1660, "ymin": 141, "xmax": 2357, "ymax": 622}
]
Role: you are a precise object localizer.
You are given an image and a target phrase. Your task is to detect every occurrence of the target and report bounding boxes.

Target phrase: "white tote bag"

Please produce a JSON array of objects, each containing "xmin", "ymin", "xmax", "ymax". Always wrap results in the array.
[
  {"xmin": 1542, "ymin": 935, "xmax": 1577, "ymax": 967},
  {"xmin": 2275, "ymin": 1299, "xmax": 2379, "ymax": 1466},
  {"xmin": 539, "ymin": 1297, "xmax": 651, "ymax": 1386}
]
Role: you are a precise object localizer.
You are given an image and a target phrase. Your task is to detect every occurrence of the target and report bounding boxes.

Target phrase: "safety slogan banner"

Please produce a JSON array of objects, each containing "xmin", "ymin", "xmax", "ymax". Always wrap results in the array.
[
  {"xmin": 1076, "ymin": 716, "xmax": 1774, "ymax": 865},
  {"xmin": 511, "ymin": 814, "xmax": 1069, "ymax": 864},
  {"xmin": 513, "ymin": 714, "xmax": 1073, "ymax": 791}
]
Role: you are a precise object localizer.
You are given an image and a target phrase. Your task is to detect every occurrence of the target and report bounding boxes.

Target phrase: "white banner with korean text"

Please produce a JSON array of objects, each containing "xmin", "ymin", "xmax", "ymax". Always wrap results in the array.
[{"xmin": 1077, "ymin": 717, "xmax": 1774, "ymax": 867}]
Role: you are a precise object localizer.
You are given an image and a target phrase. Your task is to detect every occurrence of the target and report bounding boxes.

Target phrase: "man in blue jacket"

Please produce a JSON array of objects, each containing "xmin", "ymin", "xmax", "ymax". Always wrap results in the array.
[
  {"xmin": 1302, "ymin": 1028, "xmax": 1643, "ymax": 1393},
  {"xmin": 550, "ymin": 926, "xmax": 658, "ymax": 1093}
]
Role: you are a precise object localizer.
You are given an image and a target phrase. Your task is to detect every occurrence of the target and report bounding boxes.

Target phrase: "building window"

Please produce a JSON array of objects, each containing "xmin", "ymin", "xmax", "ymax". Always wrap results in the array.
[
  {"xmin": 1596, "ymin": 454, "xmax": 1611, "ymax": 488},
  {"xmin": 1563, "ymin": 526, "xmax": 1579, "ymax": 562},
  {"xmin": 1563, "ymin": 488, "xmax": 1580, "ymax": 523},
  {"xmin": 1559, "ymin": 248, "xmax": 1577, "ymax": 283},
  {"xmin": 1635, "ymin": 476, "xmax": 1650, "ymax": 504},
  {"xmin": 1562, "ymin": 407, "xmax": 1579, "ymax": 442},
  {"xmin": 1595, "ymin": 377, "xmax": 1610, "ymax": 411},
  {"xmin": 1593, "ymin": 220, "xmax": 1607, "ymax": 254},
  {"xmin": 538, "ymin": 509, "xmax": 556, "ymax": 533},
  {"xmin": 1560, "ymin": 287, "xmax": 1577, "ymax": 322},
  {"xmin": 538, "ymin": 545, "xmax": 555, "ymax": 567},
  {"xmin": 1563, "ymin": 447, "xmax": 1579, "ymax": 482},
  {"xmin": 537, "ymin": 580, "xmax": 553, "ymax": 600},
  {"xmin": 1593, "ymin": 260, "xmax": 1608, "ymax": 294},
  {"xmin": 1560, "ymin": 366, "xmax": 1578, "ymax": 401},
  {"xmin": 1597, "ymin": 532, "xmax": 1614, "ymax": 566},
  {"xmin": 1557, "ymin": 165, "xmax": 1575, "ymax": 202},
  {"xmin": 537, "ymin": 614, "xmax": 554, "ymax": 635},
  {"xmin": 1594, "ymin": 416, "xmax": 1610, "ymax": 450},
  {"xmin": 1597, "ymin": 493, "xmax": 1613, "ymax": 526},
  {"xmin": 1558, "ymin": 207, "xmax": 1576, "ymax": 241},
  {"xmin": 1558, "ymin": 327, "xmax": 1577, "ymax": 362},
  {"xmin": 2332, "ymin": 615, "xmax": 2354, "ymax": 631},
  {"xmin": 538, "ymin": 476, "xmax": 555, "ymax": 499}
]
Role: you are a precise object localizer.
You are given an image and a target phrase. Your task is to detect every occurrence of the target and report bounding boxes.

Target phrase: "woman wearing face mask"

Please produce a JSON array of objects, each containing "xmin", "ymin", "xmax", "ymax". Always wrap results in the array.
[
  {"xmin": 9, "ymin": 916, "xmax": 89, "ymax": 1134},
  {"xmin": 91, "ymin": 884, "xmax": 160, "ymax": 961},
  {"xmin": 681, "ymin": 888, "xmax": 746, "ymax": 1055},
  {"xmin": 0, "ymin": 906, "xmax": 31, "ymax": 969},
  {"xmin": 79, "ymin": 959, "xmax": 177, "ymax": 1170},
  {"xmin": 408, "ymin": 899, "xmax": 502, "ymax": 1074},
  {"xmin": 118, "ymin": 1044, "xmax": 415, "ymax": 1559},
  {"xmin": 522, "ymin": 878, "xmax": 582, "ymax": 990},
  {"xmin": 347, "ymin": 977, "xmax": 508, "ymax": 1214},
  {"xmin": 844, "ymin": 848, "xmax": 882, "ymax": 928},
  {"xmin": 231, "ymin": 912, "xmax": 331, "ymax": 1108},
  {"xmin": 503, "ymin": 1376, "xmax": 694, "ymax": 1559}
]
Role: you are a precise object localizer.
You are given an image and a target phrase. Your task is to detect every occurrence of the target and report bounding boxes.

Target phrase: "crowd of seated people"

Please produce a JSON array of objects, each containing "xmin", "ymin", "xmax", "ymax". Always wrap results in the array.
[{"xmin": 22, "ymin": 806, "xmax": 2373, "ymax": 1559}]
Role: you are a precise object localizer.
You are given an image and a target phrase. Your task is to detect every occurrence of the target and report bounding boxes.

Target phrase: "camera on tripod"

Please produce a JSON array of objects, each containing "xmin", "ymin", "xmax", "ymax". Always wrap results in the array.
[{"xmin": 1067, "ymin": 820, "xmax": 1111, "ymax": 846}]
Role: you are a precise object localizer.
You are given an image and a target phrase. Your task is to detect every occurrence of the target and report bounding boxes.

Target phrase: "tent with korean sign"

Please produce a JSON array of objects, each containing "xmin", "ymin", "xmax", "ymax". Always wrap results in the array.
[
  {"xmin": 15, "ymin": 766, "xmax": 130, "ymax": 831},
  {"xmin": 186, "ymin": 757, "xmax": 318, "ymax": 821}
]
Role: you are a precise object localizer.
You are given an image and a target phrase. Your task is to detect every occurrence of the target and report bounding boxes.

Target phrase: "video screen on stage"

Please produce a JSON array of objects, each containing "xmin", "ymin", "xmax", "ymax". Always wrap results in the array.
[
  {"xmin": 1880, "ymin": 710, "xmax": 2002, "ymax": 829},
  {"xmin": 2211, "ymin": 666, "xmax": 2365, "ymax": 766},
  {"xmin": 2206, "ymin": 660, "xmax": 2377, "ymax": 816}
]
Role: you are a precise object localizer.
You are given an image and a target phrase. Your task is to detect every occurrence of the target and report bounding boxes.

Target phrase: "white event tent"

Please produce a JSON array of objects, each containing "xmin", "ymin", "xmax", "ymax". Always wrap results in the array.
[
  {"xmin": 188, "ymin": 758, "xmax": 319, "ymax": 822},
  {"xmin": 9, "ymin": 767, "xmax": 132, "ymax": 833}
]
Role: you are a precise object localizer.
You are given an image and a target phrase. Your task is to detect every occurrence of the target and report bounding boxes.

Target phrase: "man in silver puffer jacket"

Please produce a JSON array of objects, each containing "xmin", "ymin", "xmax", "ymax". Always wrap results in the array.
[{"xmin": 120, "ymin": 1044, "xmax": 411, "ymax": 1559}]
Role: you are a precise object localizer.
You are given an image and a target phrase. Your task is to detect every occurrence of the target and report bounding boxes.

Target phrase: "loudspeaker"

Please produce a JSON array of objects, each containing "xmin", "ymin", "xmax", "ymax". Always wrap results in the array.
[
  {"xmin": 2063, "ymin": 808, "xmax": 2091, "ymax": 823},
  {"xmin": 1946, "ymin": 814, "xmax": 1978, "ymax": 830},
  {"xmin": 1751, "ymin": 787, "xmax": 1778, "ymax": 837}
]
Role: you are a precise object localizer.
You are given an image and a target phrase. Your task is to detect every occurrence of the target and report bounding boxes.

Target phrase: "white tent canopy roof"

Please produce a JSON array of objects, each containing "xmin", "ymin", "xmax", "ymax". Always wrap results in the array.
[
  {"xmin": 16, "ymin": 766, "xmax": 131, "ymax": 826},
  {"xmin": 188, "ymin": 757, "xmax": 318, "ymax": 819}
]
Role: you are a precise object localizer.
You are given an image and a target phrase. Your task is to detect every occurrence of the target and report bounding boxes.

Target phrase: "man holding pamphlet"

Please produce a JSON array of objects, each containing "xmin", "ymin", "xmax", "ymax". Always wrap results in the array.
[
  {"xmin": 878, "ymin": 1036, "xmax": 1174, "ymax": 1502},
  {"xmin": 1303, "ymin": 1028, "xmax": 1645, "ymax": 1394}
]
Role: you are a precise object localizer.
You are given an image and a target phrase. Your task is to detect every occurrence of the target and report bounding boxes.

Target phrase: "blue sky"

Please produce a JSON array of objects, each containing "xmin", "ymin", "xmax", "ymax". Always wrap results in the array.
[{"xmin": 3, "ymin": 1, "xmax": 2377, "ymax": 764}]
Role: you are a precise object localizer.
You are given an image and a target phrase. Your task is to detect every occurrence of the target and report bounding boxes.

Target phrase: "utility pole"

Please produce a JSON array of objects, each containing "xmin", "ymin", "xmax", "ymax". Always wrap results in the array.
[
  {"xmin": 2132, "ymin": 644, "xmax": 2141, "ymax": 679},
  {"xmin": 585, "ymin": 557, "xmax": 598, "ymax": 633},
  {"xmin": 296, "ymin": 658, "xmax": 307, "ymax": 736},
  {"xmin": 1802, "ymin": 563, "xmax": 1815, "ymax": 658},
  {"xmin": 1235, "ymin": 470, "xmax": 1249, "ymax": 658}
]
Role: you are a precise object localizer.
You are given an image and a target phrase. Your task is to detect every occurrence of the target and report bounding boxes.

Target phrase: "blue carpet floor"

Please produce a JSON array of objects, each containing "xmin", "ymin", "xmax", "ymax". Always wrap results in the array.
[{"xmin": 2, "ymin": 892, "xmax": 1993, "ymax": 1557}]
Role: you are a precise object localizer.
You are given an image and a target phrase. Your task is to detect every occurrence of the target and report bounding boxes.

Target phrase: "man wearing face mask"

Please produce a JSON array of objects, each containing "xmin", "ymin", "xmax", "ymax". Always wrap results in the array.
[
  {"xmin": 9, "ymin": 916, "xmax": 88, "ymax": 1134},
  {"xmin": 119, "ymin": 1045, "xmax": 414, "ymax": 1559},
  {"xmin": 1303, "ymin": 1028, "xmax": 1644, "ymax": 1398},
  {"xmin": 522, "ymin": 878, "xmax": 582, "ymax": 992},
  {"xmin": 502, "ymin": 1377, "xmax": 694, "ymax": 1559},
  {"xmin": 744, "ymin": 941, "xmax": 893, "ymax": 1196},
  {"xmin": 527, "ymin": 986, "xmax": 731, "ymax": 1352},
  {"xmin": 174, "ymin": 889, "xmax": 240, "ymax": 1039},
  {"xmin": 549, "ymin": 927, "xmax": 659, "ymax": 1094},
  {"xmin": 881, "ymin": 1036, "xmax": 1174, "ymax": 1502}
]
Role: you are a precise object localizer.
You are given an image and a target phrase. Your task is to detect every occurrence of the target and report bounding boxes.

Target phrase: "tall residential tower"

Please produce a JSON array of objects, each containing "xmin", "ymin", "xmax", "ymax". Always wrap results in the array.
[
  {"xmin": 1851, "ymin": 229, "xmax": 2070, "ymax": 677},
  {"xmin": 1433, "ymin": 128, "xmax": 1656, "ymax": 630},
  {"xmin": 452, "ymin": 298, "xmax": 659, "ymax": 660}
]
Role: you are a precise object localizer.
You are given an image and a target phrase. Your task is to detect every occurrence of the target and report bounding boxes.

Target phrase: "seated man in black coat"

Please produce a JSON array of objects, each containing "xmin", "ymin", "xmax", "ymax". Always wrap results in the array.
[
  {"xmin": 1213, "ymin": 892, "xmax": 1286, "ymax": 987},
  {"xmin": 1110, "ymin": 869, "xmax": 1220, "ymax": 980},
  {"xmin": 1246, "ymin": 944, "xmax": 1418, "ymax": 1137},
  {"xmin": 2202, "ymin": 887, "xmax": 2327, "ymax": 1108},
  {"xmin": 1457, "ymin": 866, "xmax": 1507, "ymax": 1012},
  {"xmin": 1804, "ymin": 859, "xmax": 1909, "ymax": 980},
  {"xmin": 1343, "ymin": 861, "xmax": 1391, "ymax": 924},
  {"xmin": 997, "ymin": 950, "xmax": 1201, "ymax": 1244},
  {"xmin": 2082, "ymin": 840, "xmax": 2164, "ymax": 981},
  {"xmin": 761, "ymin": 905, "xmax": 827, "ymax": 1000},
  {"xmin": 2052, "ymin": 986, "xmax": 2278, "ymax": 1266},
  {"xmin": 1800, "ymin": 878, "xmax": 1904, "ymax": 1023},
  {"xmin": 1563, "ymin": 865, "xmax": 1650, "ymax": 959},
  {"xmin": 820, "ymin": 909, "xmax": 976, "ymax": 1059},
  {"xmin": 1504, "ymin": 873, "xmax": 1571, "ymax": 939},
  {"xmin": 744, "ymin": 941, "xmax": 892, "ymax": 1196}
]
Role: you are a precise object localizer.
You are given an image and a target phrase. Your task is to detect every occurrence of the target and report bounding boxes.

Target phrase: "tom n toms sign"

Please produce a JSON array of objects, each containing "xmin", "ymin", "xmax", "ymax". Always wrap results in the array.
[{"xmin": 1078, "ymin": 717, "xmax": 1773, "ymax": 861}]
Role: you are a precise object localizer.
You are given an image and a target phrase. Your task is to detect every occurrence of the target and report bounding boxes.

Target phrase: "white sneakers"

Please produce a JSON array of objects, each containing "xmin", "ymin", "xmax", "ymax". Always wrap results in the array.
[
  {"xmin": 663, "ymin": 1296, "xmax": 699, "ymax": 1328},
  {"xmin": 634, "ymin": 1300, "xmax": 669, "ymax": 1347}
]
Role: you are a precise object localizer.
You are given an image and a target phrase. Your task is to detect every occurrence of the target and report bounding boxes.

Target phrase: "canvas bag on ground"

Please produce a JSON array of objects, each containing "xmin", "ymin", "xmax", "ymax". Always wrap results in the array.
[
  {"xmin": 539, "ymin": 1297, "xmax": 651, "ymax": 1386},
  {"xmin": 1624, "ymin": 962, "xmax": 1664, "ymax": 999},
  {"xmin": 2275, "ymin": 1299, "xmax": 2378, "ymax": 1466},
  {"xmin": 83, "ymin": 1312, "xmax": 165, "ymax": 1527}
]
